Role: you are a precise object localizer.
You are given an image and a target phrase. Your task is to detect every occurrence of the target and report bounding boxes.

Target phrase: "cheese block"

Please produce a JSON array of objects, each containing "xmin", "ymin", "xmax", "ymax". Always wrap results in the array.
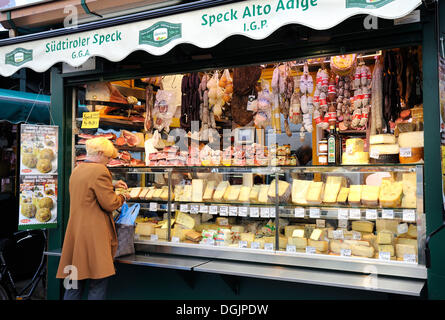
[
  {"xmin": 179, "ymin": 185, "xmax": 192, "ymax": 202},
  {"xmin": 398, "ymin": 131, "xmax": 424, "ymax": 148},
  {"xmin": 155, "ymin": 228, "xmax": 168, "ymax": 240},
  {"xmin": 345, "ymin": 138, "xmax": 365, "ymax": 153},
  {"xmin": 152, "ymin": 188, "xmax": 163, "ymax": 200},
  {"xmin": 279, "ymin": 236, "xmax": 288, "ymax": 249},
  {"xmin": 238, "ymin": 186, "xmax": 252, "ymax": 202},
  {"xmin": 369, "ymin": 144, "xmax": 399, "ymax": 155},
  {"xmin": 175, "ymin": 212, "xmax": 195, "ymax": 229},
  {"xmin": 195, "ymin": 224, "xmax": 218, "ymax": 233},
  {"xmin": 376, "ymin": 219, "xmax": 400, "ymax": 234},
  {"xmin": 231, "ymin": 225, "xmax": 245, "ymax": 233},
  {"xmin": 138, "ymin": 187, "xmax": 151, "ymax": 200},
  {"xmin": 348, "ymin": 185, "xmax": 362, "ymax": 205},
  {"xmin": 223, "ymin": 186, "xmax": 232, "ymax": 201},
  {"xmin": 258, "ymin": 184, "xmax": 270, "ymax": 204},
  {"xmin": 288, "ymin": 237, "xmax": 308, "ymax": 249},
  {"xmin": 292, "ymin": 229, "xmax": 305, "ymax": 238},
  {"xmin": 160, "ymin": 186, "xmax": 170, "ymax": 201},
  {"xmin": 377, "ymin": 231, "xmax": 394, "ymax": 245},
  {"xmin": 407, "ymin": 224, "xmax": 417, "ymax": 238},
  {"xmin": 171, "ymin": 227, "xmax": 192, "ymax": 241},
  {"xmin": 216, "ymin": 217, "xmax": 229, "ymax": 226},
  {"xmin": 343, "ymin": 239, "xmax": 370, "ymax": 247},
  {"xmin": 362, "ymin": 233, "xmax": 377, "ymax": 249},
  {"xmin": 379, "ymin": 180, "xmax": 403, "ymax": 208},
  {"xmin": 402, "ymin": 173, "xmax": 417, "ymax": 195},
  {"xmin": 322, "ymin": 181, "xmax": 341, "ymax": 204},
  {"xmin": 185, "ymin": 230, "xmax": 202, "ymax": 242},
  {"xmin": 129, "ymin": 187, "xmax": 142, "ymax": 199},
  {"xmin": 370, "ymin": 134, "xmax": 397, "ymax": 145},
  {"xmin": 337, "ymin": 187, "xmax": 350, "ymax": 204},
  {"xmin": 240, "ymin": 232, "xmax": 255, "ymax": 242},
  {"xmin": 395, "ymin": 243, "xmax": 417, "ymax": 259},
  {"xmin": 191, "ymin": 179, "xmax": 204, "ymax": 202},
  {"xmin": 203, "ymin": 181, "xmax": 216, "ymax": 201},
  {"xmin": 304, "ymin": 224, "xmax": 317, "ymax": 239},
  {"xmin": 285, "ymin": 225, "xmax": 305, "ymax": 238},
  {"xmin": 143, "ymin": 187, "xmax": 156, "ymax": 200},
  {"xmin": 268, "ymin": 179, "xmax": 291, "ymax": 203},
  {"xmin": 227, "ymin": 185, "xmax": 241, "ymax": 202},
  {"xmin": 351, "ymin": 244, "xmax": 375, "ymax": 258},
  {"xmin": 396, "ymin": 238, "xmax": 418, "ymax": 253},
  {"xmin": 326, "ymin": 176, "xmax": 347, "ymax": 187},
  {"xmin": 291, "ymin": 179, "xmax": 311, "ymax": 205},
  {"xmin": 378, "ymin": 245, "xmax": 395, "ymax": 257},
  {"xmin": 361, "ymin": 185, "xmax": 380, "ymax": 206},
  {"xmin": 351, "ymin": 221, "xmax": 374, "ymax": 233},
  {"xmin": 310, "ymin": 229, "xmax": 326, "ymax": 241},
  {"xmin": 308, "ymin": 239, "xmax": 329, "ymax": 253},
  {"xmin": 306, "ymin": 182, "xmax": 324, "ymax": 204},
  {"xmin": 329, "ymin": 240, "xmax": 352, "ymax": 254},
  {"xmin": 213, "ymin": 181, "xmax": 230, "ymax": 201},
  {"xmin": 342, "ymin": 152, "xmax": 369, "ymax": 165},
  {"xmin": 135, "ymin": 222, "xmax": 156, "ymax": 236},
  {"xmin": 249, "ymin": 185, "xmax": 260, "ymax": 202}
]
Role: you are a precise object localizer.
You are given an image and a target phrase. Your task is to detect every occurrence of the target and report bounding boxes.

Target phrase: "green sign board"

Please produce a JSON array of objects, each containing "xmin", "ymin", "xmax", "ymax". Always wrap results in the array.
[
  {"xmin": 139, "ymin": 21, "xmax": 182, "ymax": 47},
  {"xmin": 346, "ymin": 0, "xmax": 394, "ymax": 9},
  {"xmin": 5, "ymin": 48, "xmax": 33, "ymax": 66}
]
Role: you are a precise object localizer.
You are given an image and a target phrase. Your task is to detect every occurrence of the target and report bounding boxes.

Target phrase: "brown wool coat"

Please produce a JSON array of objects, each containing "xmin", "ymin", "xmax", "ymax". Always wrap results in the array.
[{"xmin": 56, "ymin": 162, "xmax": 124, "ymax": 280}]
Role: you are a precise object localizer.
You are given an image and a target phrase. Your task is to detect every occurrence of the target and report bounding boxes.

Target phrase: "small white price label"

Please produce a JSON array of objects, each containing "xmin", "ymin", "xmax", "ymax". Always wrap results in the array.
[
  {"xmin": 400, "ymin": 147, "xmax": 412, "ymax": 158},
  {"xmin": 349, "ymin": 209, "xmax": 361, "ymax": 220},
  {"xmin": 397, "ymin": 223, "xmax": 409, "ymax": 235},
  {"xmin": 309, "ymin": 208, "xmax": 321, "ymax": 218},
  {"xmin": 338, "ymin": 208, "xmax": 349, "ymax": 220},
  {"xmin": 286, "ymin": 245, "xmax": 297, "ymax": 253},
  {"xmin": 352, "ymin": 231, "xmax": 362, "ymax": 240},
  {"xmin": 316, "ymin": 219, "xmax": 326, "ymax": 228},
  {"xmin": 251, "ymin": 242, "xmax": 260, "ymax": 249},
  {"xmin": 333, "ymin": 229, "xmax": 344, "ymax": 240},
  {"xmin": 270, "ymin": 207, "xmax": 276, "ymax": 218},
  {"xmin": 238, "ymin": 241, "xmax": 248, "ymax": 248},
  {"xmin": 403, "ymin": 254, "xmax": 417, "ymax": 264},
  {"xmin": 340, "ymin": 249, "xmax": 352, "ymax": 257},
  {"xmin": 379, "ymin": 251, "xmax": 391, "ymax": 261},
  {"xmin": 260, "ymin": 207, "xmax": 270, "ymax": 218},
  {"xmin": 249, "ymin": 207, "xmax": 259, "ymax": 217},
  {"xmin": 209, "ymin": 205, "xmax": 218, "ymax": 215},
  {"xmin": 382, "ymin": 209, "xmax": 394, "ymax": 219},
  {"xmin": 229, "ymin": 206, "xmax": 238, "ymax": 216},
  {"xmin": 203, "ymin": 238, "xmax": 215, "ymax": 246},
  {"xmin": 294, "ymin": 207, "xmax": 305, "ymax": 218},
  {"xmin": 219, "ymin": 206, "xmax": 228, "ymax": 216},
  {"xmin": 238, "ymin": 207, "xmax": 248, "ymax": 217},
  {"xmin": 190, "ymin": 204, "xmax": 199, "ymax": 214},
  {"xmin": 171, "ymin": 236, "xmax": 180, "ymax": 243},
  {"xmin": 370, "ymin": 149, "xmax": 380, "ymax": 159},
  {"xmin": 366, "ymin": 209, "xmax": 378, "ymax": 220},
  {"xmin": 346, "ymin": 144, "xmax": 353, "ymax": 154},
  {"xmin": 199, "ymin": 205, "xmax": 209, "ymax": 213},
  {"xmin": 150, "ymin": 234, "xmax": 158, "ymax": 241},
  {"xmin": 306, "ymin": 246, "xmax": 316, "ymax": 254},
  {"xmin": 264, "ymin": 243, "xmax": 274, "ymax": 251},
  {"xmin": 403, "ymin": 209, "xmax": 416, "ymax": 222},
  {"xmin": 149, "ymin": 202, "xmax": 158, "ymax": 211},
  {"xmin": 180, "ymin": 204, "xmax": 188, "ymax": 212},
  {"xmin": 338, "ymin": 219, "xmax": 348, "ymax": 229}
]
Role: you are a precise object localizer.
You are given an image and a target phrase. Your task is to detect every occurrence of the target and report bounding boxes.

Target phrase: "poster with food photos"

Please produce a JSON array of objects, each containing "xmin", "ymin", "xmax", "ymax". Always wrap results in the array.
[{"xmin": 19, "ymin": 175, "xmax": 58, "ymax": 229}]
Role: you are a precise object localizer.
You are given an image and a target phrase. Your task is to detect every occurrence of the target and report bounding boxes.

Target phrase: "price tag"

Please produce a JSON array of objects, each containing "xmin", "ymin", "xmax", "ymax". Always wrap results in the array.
[
  {"xmin": 370, "ymin": 149, "xmax": 380, "ymax": 159},
  {"xmin": 338, "ymin": 208, "xmax": 349, "ymax": 220},
  {"xmin": 352, "ymin": 231, "xmax": 362, "ymax": 240},
  {"xmin": 209, "ymin": 205, "xmax": 218, "ymax": 215},
  {"xmin": 260, "ymin": 207, "xmax": 270, "ymax": 218},
  {"xmin": 316, "ymin": 219, "xmax": 326, "ymax": 228},
  {"xmin": 246, "ymin": 95, "xmax": 257, "ymax": 111},
  {"xmin": 199, "ymin": 205, "xmax": 209, "ymax": 213},
  {"xmin": 219, "ymin": 206, "xmax": 228, "ymax": 216},
  {"xmin": 229, "ymin": 206, "xmax": 238, "ymax": 217},
  {"xmin": 294, "ymin": 207, "xmax": 305, "ymax": 218},
  {"xmin": 149, "ymin": 202, "xmax": 158, "ymax": 211},
  {"xmin": 403, "ymin": 254, "xmax": 417, "ymax": 264},
  {"xmin": 150, "ymin": 234, "xmax": 158, "ymax": 241},
  {"xmin": 366, "ymin": 209, "xmax": 378, "ymax": 220},
  {"xmin": 346, "ymin": 144, "xmax": 353, "ymax": 155},
  {"xmin": 270, "ymin": 208, "xmax": 276, "ymax": 218},
  {"xmin": 306, "ymin": 246, "xmax": 316, "ymax": 254},
  {"xmin": 349, "ymin": 209, "xmax": 361, "ymax": 220},
  {"xmin": 338, "ymin": 219, "xmax": 348, "ymax": 229},
  {"xmin": 264, "ymin": 243, "xmax": 274, "ymax": 251},
  {"xmin": 340, "ymin": 249, "xmax": 352, "ymax": 257},
  {"xmin": 333, "ymin": 229, "xmax": 344, "ymax": 240},
  {"xmin": 400, "ymin": 147, "xmax": 412, "ymax": 158},
  {"xmin": 190, "ymin": 204, "xmax": 199, "ymax": 214},
  {"xmin": 180, "ymin": 204, "xmax": 188, "ymax": 212},
  {"xmin": 286, "ymin": 245, "xmax": 297, "ymax": 253},
  {"xmin": 309, "ymin": 208, "xmax": 320, "ymax": 219},
  {"xmin": 203, "ymin": 238, "xmax": 215, "ymax": 246},
  {"xmin": 238, "ymin": 241, "xmax": 248, "ymax": 249},
  {"xmin": 171, "ymin": 236, "xmax": 180, "ymax": 243},
  {"xmin": 403, "ymin": 209, "xmax": 416, "ymax": 222},
  {"xmin": 81, "ymin": 111, "xmax": 100, "ymax": 129},
  {"xmin": 249, "ymin": 207, "xmax": 259, "ymax": 217},
  {"xmin": 238, "ymin": 207, "xmax": 248, "ymax": 217},
  {"xmin": 379, "ymin": 251, "xmax": 391, "ymax": 261},
  {"xmin": 382, "ymin": 209, "xmax": 394, "ymax": 219},
  {"xmin": 397, "ymin": 223, "xmax": 409, "ymax": 235},
  {"xmin": 251, "ymin": 242, "xmax": 260, "ymax": 249}
]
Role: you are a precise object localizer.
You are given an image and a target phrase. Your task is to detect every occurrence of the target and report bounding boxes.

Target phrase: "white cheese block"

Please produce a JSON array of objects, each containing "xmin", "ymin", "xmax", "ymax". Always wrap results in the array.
[
  {"xmin": 288, "ymin": 237, "xmax": 308, "ymax": 249},
  {"xmin": 377, "ymin": 231, "xmax": 394, "ymax": 245},
  {"xmin": 213, "ymin": 181, "xmax": 230, "ymax": 201},
  {"xmin": 240, "ymin": 232, "xmax": 255, "ymax": 242},
  {"xmin": 258, "ymin": 184, "xmax": 270, "ymax": 204},
  {"xmin": 395, "ymin": 243, "xmax": 417, "ymax": 259},
  {"xmin": 306, "ymin": 182, "xmax": 324, "ymax": 204},
  {"xmin": 175, "ymin": 212, "xmax": 195, "ymax": 229},
  {"xmin": 351, "ymin": 221, "xmax": 374, "ymax": 233},
  {"xmin": 249, "ymin": 185, "xmax": 260, "ymax": 202},
  {"xmin": 310, "ymin": 229, "xmax": 325, "ymax": 241},
  {"xmin": 369, "ymin": 144, "xmax": 400, "ymax": 155},
  {"xmin": 308, "ymin": 239, "xmax": 329, "ymax": 253},
  {"xmin": 379, "ymin": 180, "xmax": 403, "ymax": 208},
  {"xmin": 292, "ymin": 229, "xmax": 305, "ymax": 238},
  {"xmin": 330, "ymin": 240, "xmax": 352, "ymax": 254},
  {"xmin": 268, "ymin": 179, "xmax": 291, "ymax": 202},
  {"xmin": 370, "ymin": 134, "xmax": 396, "ymax": 145},
  {"xmin": 179, "ymin": 185, "xmax": 192, "ymax": 202},
  {"xmin": 203, "ymin": 181, "xmax": 216, "ymax": 201},
  {"xmin": 238, "ymin": 186, "xmax": 252, "ymax": 202},
  {"xmin": 291, "ymin": 179, "xmax": 311, "ymax": 205},
  {"xmin": 348, "ymin": 185, "xmax": 362, "ymax": 205},
  {"xmin": 351, "ymin": 244, "xmax": 375, "ymax": 258},
  {"xmin": 322, "ymin": 182, "xmax": 341, "ymax": 204},
  {"xmin": 143, "ymin": 187, "xmax": 156, "ymax": 200},
  {"xmin": 191, "ymin": 179, "xmax": 204, "ymax": 202},
  {"xmin": 398, "ymin": 131, "xmax": 424, "ymax": 148},
  {"xmin": 227, "ymin": 185, "xmax": 241, "ymax": 202},
  {"xmin": 361, "ymin": 185, "xmax": 380, "ymax": 206}
]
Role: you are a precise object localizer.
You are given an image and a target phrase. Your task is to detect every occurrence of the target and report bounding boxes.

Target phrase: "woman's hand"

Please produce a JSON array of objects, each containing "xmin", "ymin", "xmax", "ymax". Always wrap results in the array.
[{"xmin": 113, "ymin": 180, "xmax": 128, "ymax": 189}]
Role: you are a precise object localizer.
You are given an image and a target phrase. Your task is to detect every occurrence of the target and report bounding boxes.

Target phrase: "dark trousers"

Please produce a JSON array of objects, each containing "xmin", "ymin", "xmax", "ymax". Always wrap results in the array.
[{"xmin": 63, "ymin": 277, "xmax": 110, "ymax": 300}]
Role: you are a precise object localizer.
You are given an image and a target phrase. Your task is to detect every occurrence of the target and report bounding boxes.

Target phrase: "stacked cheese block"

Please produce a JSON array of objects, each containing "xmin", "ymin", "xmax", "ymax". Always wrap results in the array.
[
  {"xmin": 342, "ymin": 138, "xmax": 369, "ymax": 165},
  {"xmin": 127, "ymin": 186, "xmax": 173, "ymax": 201},
  {"xmin": 369, "ymin": 134, "xmax": 399, "ymax": 164}
]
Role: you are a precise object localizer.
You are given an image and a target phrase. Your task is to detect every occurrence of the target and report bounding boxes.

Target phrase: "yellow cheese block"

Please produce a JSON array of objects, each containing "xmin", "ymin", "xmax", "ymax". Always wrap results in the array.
[
  {"xmin": 240, "ymin": 232, "xmax": 255, "ymax": 242},
  {"xmin": 337, "ymin": 187, "xmax": 350, "ymax": 204},
  {"xmin": 329, "ymin": 240, "xmax": 352, "ymax": 254},
  {"xmin": 377, "ymin": 231, "xmax": 394, "ymax": 245},
  {"xmin": 291, "ymin": 179, "xmax": 311, "ymax": 205},
  {"xmin": 268, "ymin": 179, "xmax": 291, "ymax": 202},
  {"xmin": 138, "ymin": 187, "xmax": 151, "ymax": 199},
  {"xmin": 231, "ymin": 225, "xmax": 245, "ymax": 233},
  {"xmin": 370, "ymin": 134, "xmax": 396, "ymax": 145},
  {"xmin": 348, "ymin": 185, "xmax": 362, "ymax": 205},
  {"xmin": 135, "ymin": 222, "xmax": 156, "ymax": 236},
  {"xmin": 238, "ymin": 186, "xmax": 252, "ymax": 202},
  {"xmin": 223, "ymin": 185, "xmax": 232, "ymax": 201},
  {"xmin": 351, "ymin": 244, "xmax": 375, "ymax": 258},
  {"xmin": 345, "ymin": 138, "xmax": 365, "ymax": 153},
  {"xmin": 160, "ymin": 186, "xmax": 171, "ymax": 201},
  {"xmin": 258, "ymin": 184, "xmax": 270, "ymax": 204},
  {"xmin": 351, "ymin": 221, "xmax": 374, "ymax": 233},
  {"xmin": 378, "ymin": 245, "xmax": 395, "ymax": 257},
  {"xmin": 306, "ymin": 182, "xmax": 324, "ymax": 204},
  {"xmin": 285, "ymin": 225, "xmax": 305, "ymax": 238},
  {"xmin": 402, "ymin": 172, "xmax": 417, "ymax": 195},
  {"xmin": 278, "ymin": 236, "xmax": 288, "ymax": 250},
  {"xmin": 129, "ymin": 187, "xmax": 142, "ymax": 199},
  {"xmin": 361, "ymin": 185, "xmax": 380, "ymax": 206},
  {"xmin": 203, "ymin": 181, "xmax": 216, "ymax": 201},
  {"xmin": 175, "ymin": 212, "xmax": 195, "ymax": 229},
  {"xmin": 143, "ymin": 187, "xmax": 156, "ymax": 200},
  {"xmin": 376, "ymin": 219, "xmax": 400, "ymax": 234},
  {"xmin": 342, "ymin": 152, "xmax": 369, "ymax": 165},
  {"xmin": 155, "ymin": 228, "xmax": 168, "ymax": 240},
  {"xmin": 152, "ymin": 188, "xmax": 163, "ymax": 200},
  {"xmin": 192, "ymin": 179, "xmax": 204, "ymax": 202},
  {"xmin": 398, "ymin": 131, "xmax": 424, "ymax": 148},
  {"xmin": 292, "ymin": 229, "xmax": 305, "ymax": 238},
  {"xmin": 308, "ymin": 239, "xmax": 329, "ymax": 253},
  {"xmin": 288, "ymin": 237, "xmax": 308, "ymax": 249},
  {"xmin": 379, "ymin": 180, "xmax": 403, "ymax": 208},
  {"xmin": 171, "ymin": 227, "xmax": 192, "ymax": 241},
  {"xmin": 310, "ymin": 229, "xmax": 326, "ymax": 241},
  {"xmin": 402, "ymin": 196, "xmax": 417, "ymax": 209},
  {"xmin": 249, "ymin": 185, "xmax": 260, "ymax": 202},
  {"xmin": 213, "ymin": 181, "xmax": 230, "ymax": 201},
  {"xmin": 227, "ymin": 185, "xmax": 241, "ymax": 202},
  {"xmin": 322, "ymin": 181, "xmax": 341, "ymax": 204},
  {"xmin": 395, "ymin": 243, "xmax": 417, "ymax": 259}
]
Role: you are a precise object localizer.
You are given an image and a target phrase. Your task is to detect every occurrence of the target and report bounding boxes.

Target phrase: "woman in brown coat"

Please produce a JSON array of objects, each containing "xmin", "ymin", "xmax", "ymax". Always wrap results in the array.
[{"xmin": 56, "ymin": 137, "xmax": 129, "ymax": 300}]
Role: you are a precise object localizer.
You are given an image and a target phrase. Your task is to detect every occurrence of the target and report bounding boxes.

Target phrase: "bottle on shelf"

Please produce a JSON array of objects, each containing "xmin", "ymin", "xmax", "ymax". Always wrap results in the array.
[{"xmin": 327, "ymin": 124, "xmax": 340, "ymax": 165}]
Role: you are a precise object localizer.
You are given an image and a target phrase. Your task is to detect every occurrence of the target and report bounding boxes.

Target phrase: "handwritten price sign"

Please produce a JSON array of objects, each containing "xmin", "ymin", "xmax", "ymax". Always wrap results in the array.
[{"xmin": 81, "ymin": 112, "xmax": 100, "ymax": 129}]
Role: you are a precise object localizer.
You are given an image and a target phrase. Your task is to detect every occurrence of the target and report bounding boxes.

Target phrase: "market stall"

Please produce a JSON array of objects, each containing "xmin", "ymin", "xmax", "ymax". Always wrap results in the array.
[{"xmin": 1, "ymin": 0, "xmax": 444, "ymax": 299}]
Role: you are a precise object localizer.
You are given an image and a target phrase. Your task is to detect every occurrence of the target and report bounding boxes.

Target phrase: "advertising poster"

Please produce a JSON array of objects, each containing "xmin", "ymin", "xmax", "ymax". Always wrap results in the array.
[
  {"xmin": 19, "ymin": 124, "xmax": 58, "ymax": 229},
  {"xmin": 439, "ymin": 56, "xmax": 445, "ymax": 208}
]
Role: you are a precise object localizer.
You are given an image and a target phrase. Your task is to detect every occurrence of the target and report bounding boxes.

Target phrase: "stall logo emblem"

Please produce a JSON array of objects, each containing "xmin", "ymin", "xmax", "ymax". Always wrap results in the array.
[
  {"xmin": 5, "ymin": 48, "xmax": 33, "ymax": 66},
  {"xmin": 139, "ymin": 21, "xmax": 182, "ymax": 47},
  {"xmin": 346, "ymin": 0, "xmax": 394, "ymax": 9}
]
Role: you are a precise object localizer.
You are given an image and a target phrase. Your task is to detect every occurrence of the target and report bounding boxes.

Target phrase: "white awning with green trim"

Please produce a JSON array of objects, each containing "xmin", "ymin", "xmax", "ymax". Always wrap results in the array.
[{"xmin": 0, "ymin": 0, "xmax": 421, "ymax": 77}]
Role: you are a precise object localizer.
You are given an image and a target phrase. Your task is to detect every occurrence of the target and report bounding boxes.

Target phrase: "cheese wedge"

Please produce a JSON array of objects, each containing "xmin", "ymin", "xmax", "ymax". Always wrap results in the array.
[
  {"xmin": 160, "ymin": 186, "xmax": 170, "ymax": 201},
  {"xmin": 351, "ymin": 244, "xmax": 375, "ymax": 258},
  {"xmin": 377, "ymin": 231, "xmax": 394, "ymax": 245},
  {"xmin": 292, "ymin": 229, "xmax": 305, "ymax": 238},
  {"xmin": 191, "ymin": 179, "xmax": 204, "ymax": 202},
  {"xmin": 330, "ymin": 240, "xmax": 352, "ymax": 255},
  {"xmin": 155, "ymin": 228, "xmax": 168, "ymax": 240},
  {"xmin": 376, "ymin": 219, "xmax": 400, "ymax": 234},
  {"xmin": 396, "ymin": 238, "xmax": 418, "ymax": 253},
  {"xmin": 285, "ymin": 225, "xmax": 305, "ymax": 238},
  {"xmin": 378, "ymin": 245, "xmax": 395, "ymax": 257},
  {"xmin": 152, "ymin": 188, "xmax": 163, "ymax": 200},
  {"xmin": 268, "ymin": 179, "xmax": 291, "ymax": 203},
  {"xmin": 185, "ymin": 230, "xmax": 202, "ymax": 242},
  {"xmin": 203, "ymin": 181, "xmax": 216, "ymax": 201},
  {"xmin": 288, "ymin": 237, "xmax": 307, "ymax": 249},
  {"xmin": 143, "ymin": 187, "xmax": 156, "ymax": 200},
  {"xmin": 337, "ymin": 187, "xmax": 350, "ymax": 204},
  {"xmin": 361, "ymin": 185, "xmax": 380, "ymax": 206},
  {"xmin": 395, "ymin": 243, "xmax": 417, "ymax": 259},
  {"xmin": 223, "ymin": 185, "xmax": 232, "ymax": 201},
  {"xmin": 402, "ymin": 172, "xmax": 417, "ymax": 195},
  {"xmin": 310, "ymin": 229, "xmax": 326, "ymax": 241},
  {"xmin": 138, "ymin": 187, "xmax": 150, "ymax": 199},
  {"xmin": 175, "ymin": 212, "xmax": 195, "ymax": 229},
  {"xmin": 171, "ymin": 227, "xmax": 192, "ymax": 241},
  {"xmin": 291, "ymin": 179, "xmax": 311, "ymax": 205},
  {"xmin": 129, "ymin": 187, "xmax": 142, "ymax": 199},
  {"xmin": 212, "ymin": 181, "xmax": 229, "ymax": 201},
  {"xmin": 258, "ymin": 184, "xmax": 270, "ymax": 204},
  {"xmin": 351, "ymin": 221, "xmax": 374, "ymax": 233},
  {"xmin": 398, "ymin": 131, "xmax": 424, "ymax": 148},
  {"xmin": 379, "ymin": 180, "xmax": 403, "ymax": 207},
  {"xmin": 308, "ymin": 239, "xmax": 328, "ymax": 253},
  {"xmin": 323, "ymin": 182, "xmax": 341, "ymax": 204},
  {"xmin": 227, "ymin": 185, "xmax": 241, "ymax": 202},
  {"xmin": 306, "ymin": 182, "xmax": 324, "ymax": 204},
  {"xmin": 249, "ymin": 185, "xmax": 260, "ymax": 202},
  {"xmin": 348, "ymin": 185, "xmax": 362, "ymax": 205},
  {"xmin": 238, "ymin": 186, "xmax": 252, "ymax": 202},
  {"xmin": 135, "ymin": 222, "xmax": 156, "ymax": 236},
  {"xmin": 179, "ymin": 185, "xmax": 192, "ymax": 202}
]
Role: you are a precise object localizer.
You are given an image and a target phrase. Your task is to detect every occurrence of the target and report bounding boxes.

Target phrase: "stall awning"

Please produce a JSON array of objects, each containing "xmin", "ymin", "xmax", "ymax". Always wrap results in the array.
[
  {"xmin": 0, "ymin": 0, "xmax": 421, "ymax": 77},
  {"xmin": 0, "ymin": 88, "xmax": 50, "ymax": 124}
]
